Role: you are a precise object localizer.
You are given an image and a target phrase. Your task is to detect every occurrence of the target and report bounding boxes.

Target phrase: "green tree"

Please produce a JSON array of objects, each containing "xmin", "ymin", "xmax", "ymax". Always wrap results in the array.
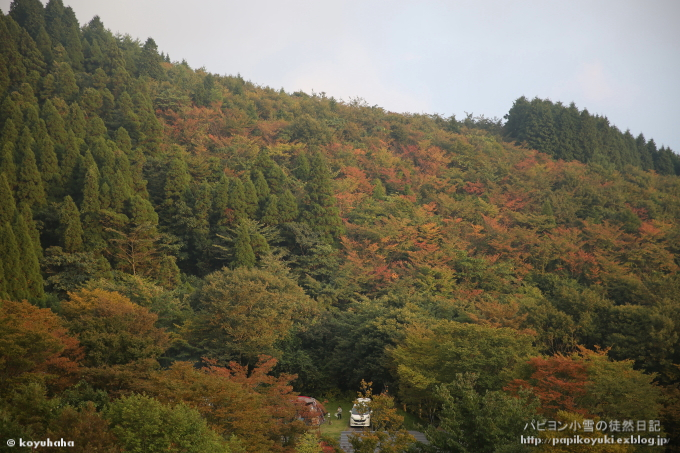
[
  {"xmin": 349, "ymin": 381, "xmax": 415, "ymax": 453},
  {"xmin": 59, "ymin": 195, "xmax": 84, "ymax": 253},
  {"xmin": 189, "ymin": 266, "xmax": 315, "ymax": 363},
  {"xmin": 0, "ymin": 173, "xmax": 16, "ymax": 226},
  {"xmin": 301, "ymin": 152, "xmax": 343, "ymax": 243},
  {"xmin": 138, "ymin": 37, "xmax": 163, "ymax": 79},
  {"xmin": 104, "ymin": 394, "xmax": 229, "ymax": 453},
  {"xmin": 233, "ymin": 219, "xmax": 256, "ymax": 269},
  {"xmin": 416, "ymin": 374, "xmax": 538, "ymax": 453},
  {"xmin": 13, "ymin": 208, "xmax": 43, "ymax": 298},
  {"xmin": 16, "ymin": 126, "xmax": 46, "ymax": 207},
  {"xmin": 389, "ymin": 320, "xmax": 536, "ymax": 421},
  {"xmin": 61, "ymin": 288, "xmax": 169, "ymax": 366},
  {"xmin": 295, "ymin": 432, "xmax": 323, "ymax": 453},
  {"xmin": 0, "ymin": 221, "xmax": 28, "ymax": 300}
]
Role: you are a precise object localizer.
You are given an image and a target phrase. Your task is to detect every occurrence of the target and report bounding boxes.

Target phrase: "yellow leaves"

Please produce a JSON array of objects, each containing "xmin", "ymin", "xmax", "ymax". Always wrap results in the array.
[{"xmin": 63, "ymin": 288, "xmax": 137, "ymax": 318}]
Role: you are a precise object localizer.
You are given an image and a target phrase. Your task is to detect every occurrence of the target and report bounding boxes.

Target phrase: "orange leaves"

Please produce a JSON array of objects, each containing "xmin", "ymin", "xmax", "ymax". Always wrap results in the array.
[
  {"xmin": 0, "ymin": 300, "xmax": 83, "ymax": 389},
  {"xmin": 506, "ymin": 354, "xmax": 590, "ymax": 417},
  {"xmin": 141, "ymin": 356, "xmax": 303, "ymax": 453},
  {"xmin": 463, "ymin": 180, "xmax": 485, "ymax": 195}
]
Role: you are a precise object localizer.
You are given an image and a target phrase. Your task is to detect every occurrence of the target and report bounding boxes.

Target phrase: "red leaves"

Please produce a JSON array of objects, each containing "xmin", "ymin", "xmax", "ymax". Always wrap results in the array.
[{"xmin": 506, "ymin": 354, "xmax": 590, "ymax": 417}]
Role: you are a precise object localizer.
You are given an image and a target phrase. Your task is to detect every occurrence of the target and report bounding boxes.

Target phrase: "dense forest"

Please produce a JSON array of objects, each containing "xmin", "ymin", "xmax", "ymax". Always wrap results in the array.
[{"xmin": 1, "ymin": 0, "xmax": 679, "ymax": 452}]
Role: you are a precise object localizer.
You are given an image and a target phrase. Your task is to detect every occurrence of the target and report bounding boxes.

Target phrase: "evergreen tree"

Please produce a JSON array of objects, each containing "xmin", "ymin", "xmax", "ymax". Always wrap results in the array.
[
  {"xmin": 301, "ymin": 152, "xmax": 343, "ymax": 243},
  {"xmin": 67, "ymin": 102, "xmax": 86, "ymax": 139},
  {"xmin": 138, "ymin": 37, "xmax": 163, "ymax": 79},
  {"xmin": 19, "ymin": 201, "xmax": 41, "ymax": 259},
  {"xmin": 53, "ymin": 62, "xmax": 79, "ymax": 102},
  {"xmin": 211, "ymin": 174, "xmax": 230, "ymax": 230},
  {"xmin": 233, "ymin": 219, "xmax": 256, "ymax": 269},
  {"xmin": 372, "ymin": 178, "xmax": 387, "ymax": 200},
  {"xmin": 60, "ymin": 5, "xmax": 83, "ymax": 69},
  {"xmin": 228, "ymin": 177, "xmax": 247, "ymax": 220},
  {"xmin": 9, "ymin": 0, "xmax": 46, "ymax": 40},
  {"xmin": 242, "ymin": 173, "xmax": 258, "ymax": 217},
  {"xmin": 294, "ymin": 153, "xmax": 311, "ymax": 180},
  {"xmin": 0, "ymin": 221, "xmax": 28, "ymax": 301},
  {"xmin": 34, "ymin": 25, "xmax": 53, "ymax": 65},
  {"xmin": 260, "ymin": 194, "xmax": 280, "ymax": 225},
  {"xmin": 35, "ymin": 118, "xmax": 61, "ymax": 194},
  {"xmin": 0, "ymin": 142, "xmax": 18, "ymax": 190},
  {"xmin": 116, "ymin": 91, "xmax": 141, "ymax": 143},
  {"xmin": 16, "ymin": 126, "xmax": 47, "ymax": 207},
  {"xmin": 278, "ymin": 189, "xmax": 299, "ymax": 222},
  {"xmin": 0, "ymin": 118, "xmax": 20, "ymax": 151},
  {"xmin": 252, "ymin": 169, "xmax": 270, "ymax": 203},
  {"xmin": 81, "ymin": 165, "xmax": 105, "ymax": 251},
  {"xmin": 1, "ymin": 95, "xmax": 24, "ymax": 134},
  {"xmin": 59, "ymin": 195, "xmax": 84, "ymax": 253},
  {"xmin": 106, "ymin": 169, "xmax": 132, "ymax": 213},
  {"xmin": 13, "ymin": 208, "xmax": 43, "ymax": 298},
  {"xmin": 41, "ymin": 98, "xmax": 68, "ymax": 148},
  {"xmin": 0, "ymin": 173, "xmax": 17, "ymax": 226}
]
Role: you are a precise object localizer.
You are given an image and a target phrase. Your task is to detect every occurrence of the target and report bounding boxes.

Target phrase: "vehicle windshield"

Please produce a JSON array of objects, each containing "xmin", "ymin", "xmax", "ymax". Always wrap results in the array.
[{"xmin": 351, "ymin": 405, "xmax": 369, "ymax": 415}]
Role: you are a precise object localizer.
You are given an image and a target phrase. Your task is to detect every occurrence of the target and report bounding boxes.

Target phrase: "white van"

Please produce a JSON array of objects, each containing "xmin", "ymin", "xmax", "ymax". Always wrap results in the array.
[{"xmin": 349, "ymin": 398, "xmax": 372, "ymax": 427}]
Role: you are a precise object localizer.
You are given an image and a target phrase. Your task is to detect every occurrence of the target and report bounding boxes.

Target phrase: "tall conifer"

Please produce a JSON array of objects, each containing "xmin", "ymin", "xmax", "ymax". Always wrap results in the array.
[
  {"xmin": 0, "ymin": 221, "xmax": 28, "ymax": 300},
  {"xmin": 0, "ymin": 173, "xmax": 17, "ymax": 226},
  {"xmin": 301, "ymin": 152, "xmax": 343, "ymax": 243},
  {"xmin": 19, "ymin": 201, "xmax": 41, "ymax": 259},
  {"xmin": 60, "ymin": 195, "xmax": 83, "ymax": 253},
  {"xmin": 0, "ymin": 142, "xmax": 17, "ymax": 189},
  {"xmin": 13, "ymin": 209, "xmax": 43, "ymax": 298},
  {"xmin": 16, "ymin": 126, "xmax": 47, "ymax": 207},
  {"xmin": 242, "ymin": 174, "xmax": 258, "ymax": 217},
  {"xmin": 233, "ymin": 219, "xmax": 256, "ymax": 269}
]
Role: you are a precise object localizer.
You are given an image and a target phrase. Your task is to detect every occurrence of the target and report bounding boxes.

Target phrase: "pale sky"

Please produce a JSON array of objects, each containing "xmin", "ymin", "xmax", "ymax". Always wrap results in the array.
[{"xmin": 3, "ymin": 0, "xmax": 679, "ymax": 152}]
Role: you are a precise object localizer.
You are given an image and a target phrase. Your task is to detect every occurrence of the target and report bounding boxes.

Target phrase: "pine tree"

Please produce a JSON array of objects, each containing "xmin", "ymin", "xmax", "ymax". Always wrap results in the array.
[
  {"xmin": 1, "ymin": 95, "xmax": 24, "ymax": 134},
  {"xmin": 278, "ymin": 189, "xmax": 299, "ymax": 223},
  {"xmin": 294, "ymin": 153, "xmax": 311, "ymax": 180},
  {"xmin": 9, "ymin": 0, "xmax": 46, "ymax": 40},
  {"xmin": 81, "ymin": 165, "xmax": 105, "ymax": 251},
  {"xmin": 212, "ymin": 174, "xmax": 230, "ymax": 230},
  {"xmin": 138, "ymin": 37, "xmax": 163, "ymax": 79},
  {"xmin": 13, "ymin": 208, "xmax": 43, "ymax": 298},
  {"xmin": 59, "ymin": 129, "xmax": 82, "ymax": 194},
  {"xmin": 0, "ymin": 118, "xmax": 20, "ymax": 150},
  {"xmin": 228, "ymin": 178, "xmax": 247, "ymax": 220},
  {"xmin": 35, "ymin": 118, "xmax": 61, "ymax": 194},
  {"xmin": 0, "ymin": 142, "xmax": 17, "ymax": 190},
  {"xmin": 60, "ymin": 5, "xmax": 83, "ymax": 70},
  {"xmin": 59, "ymin": 195, "xmax": 83, "ymax": 253},
  {"xmin": 19, "ymin": 201, "xmax": 41, "ymax": 259},
  {"xmin": 115, "ymin": 127, "xmax": 146, "ymax": 194},
  {"xmin": 252, "ymin": 169, "xmax": 270, "ymax": 203},
  {"xmin": 372, "ymin": 179, "xmax": 387, "ymax": 200},
  {"xmin": 106, "ymin": 169, "xmax": 132, "ymax": 213},
  {"xmin": 0, "ymin": 221, "xmax": 28, "ymax": 301},
  {"xmin": 261, "ymin": 194, "xmax": 280, "ymax": 225},
  {"xmin": 242, "ymin": 173, "xmax": 258, "ymax": 217},
  {"xmin": 34, "ymin": 25, "xmax": 53, "ymax": 65},
  {"xmin": 16, "ymin": 127, "xmax": 47, "ymax": 207},
  {"xmin": 117, "ymin": 91, "xmax": 141, "ymax": 143},
  {"xmin": 233, "ymin": 219, "xmax": 256, "ymax": 269},
  {"xmin": 301, "ymin": 152, "xmax": 343, "ymax": 243},
  {"xmin": 41, "ymin": 98, "xmax": 68, "ymax": 148},
  {"xmin": 0, "ymin": 173, "xmax": 17, "ymax": 226},
  {"xmin": 53, "ymin": 62, "xmax": 79, "ymax": 102},
  {"xmin": 67, "ymin": 102, "xmax": 86, "ymax": 139}
]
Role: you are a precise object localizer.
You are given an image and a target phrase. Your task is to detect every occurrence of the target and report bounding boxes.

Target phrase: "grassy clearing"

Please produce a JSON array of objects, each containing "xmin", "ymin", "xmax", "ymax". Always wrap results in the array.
[{"xmin": 312, "ymin": 396, "xmax": 428, "ymax": 442}]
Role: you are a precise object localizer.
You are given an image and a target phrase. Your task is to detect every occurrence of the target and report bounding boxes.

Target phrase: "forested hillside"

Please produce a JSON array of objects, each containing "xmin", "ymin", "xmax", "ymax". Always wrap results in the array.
[{"xmin": 1, "ymin": 1, "xmax": 680, "ymax": 452}]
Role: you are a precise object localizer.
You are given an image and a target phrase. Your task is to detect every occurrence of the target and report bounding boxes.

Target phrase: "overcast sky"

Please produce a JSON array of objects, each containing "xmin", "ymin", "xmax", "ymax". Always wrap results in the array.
[{"xmin": 3, "ymin": 0, "xmax": 679, "ymax": 151}]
